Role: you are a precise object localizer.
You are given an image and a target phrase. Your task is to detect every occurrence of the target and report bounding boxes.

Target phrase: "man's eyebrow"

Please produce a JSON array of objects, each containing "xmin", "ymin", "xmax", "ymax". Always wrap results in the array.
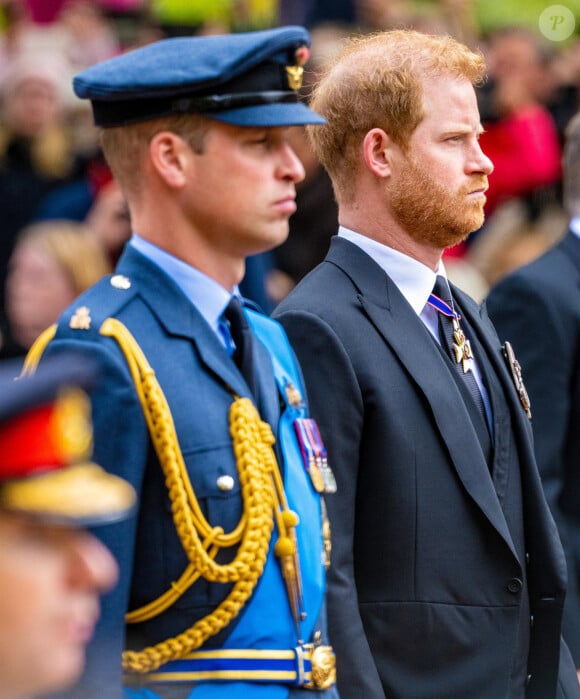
[{"xmin": 440, "ymin": 123, "xmax": 485, "ymax": 136}]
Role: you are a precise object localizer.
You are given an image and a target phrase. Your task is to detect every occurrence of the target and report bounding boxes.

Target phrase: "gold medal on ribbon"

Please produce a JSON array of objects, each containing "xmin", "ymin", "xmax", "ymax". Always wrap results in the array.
[
  {"xmin": 293, "ymin": 418, "xmax": 336, "ymax": 494},
  {"xmin": 452, "ymin": 319, "xmax": 475, "ymax": 374},
  {"xmin": 309, "ymin": 458, "xmax": 325, "ymax": 493}
]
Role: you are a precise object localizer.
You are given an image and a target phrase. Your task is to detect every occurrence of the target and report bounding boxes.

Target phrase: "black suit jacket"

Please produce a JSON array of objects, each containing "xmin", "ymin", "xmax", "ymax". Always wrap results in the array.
[
  {"xmin": 487, "ymin": 230, "xmax": 580, "ymax": 665},
  {"xmin": 274, "ymin": 236, "xmax": 579, "ymax": 699}
]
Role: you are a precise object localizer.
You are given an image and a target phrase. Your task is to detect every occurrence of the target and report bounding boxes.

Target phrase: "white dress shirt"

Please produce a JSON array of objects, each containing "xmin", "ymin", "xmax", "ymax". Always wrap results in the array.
[{"xmin": 338, "ymin": 226, "xmax": 493, "ymax": 431}]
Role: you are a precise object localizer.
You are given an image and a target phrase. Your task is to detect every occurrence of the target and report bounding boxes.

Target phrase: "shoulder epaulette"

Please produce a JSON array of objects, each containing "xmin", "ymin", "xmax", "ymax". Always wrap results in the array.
[{"xmin": 56, "ymin": 273, "xmax": 137, "ymax": 342}]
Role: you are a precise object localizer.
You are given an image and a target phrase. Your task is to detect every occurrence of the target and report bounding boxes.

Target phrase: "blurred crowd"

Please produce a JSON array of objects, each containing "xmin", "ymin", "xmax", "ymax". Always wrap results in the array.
[{"xmin": 0, "ymin": 0, "xmax": 579, "ymax": 358}]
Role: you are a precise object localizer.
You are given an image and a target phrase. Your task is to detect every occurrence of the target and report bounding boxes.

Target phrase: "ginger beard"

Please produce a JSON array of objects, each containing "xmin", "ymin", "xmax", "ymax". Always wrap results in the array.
[{"xmin": 389, "ymin": 155, "xmax": 488, "ymax": 250}]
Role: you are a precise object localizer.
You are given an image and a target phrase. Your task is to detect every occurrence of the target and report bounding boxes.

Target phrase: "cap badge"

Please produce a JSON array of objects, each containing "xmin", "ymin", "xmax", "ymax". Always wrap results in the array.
[
  {"xmin": 53, "ymin": 387, "xmax": 93, "ymax": 463},
  {"xmin": 286, "ymin": 45, "xmax": 310, "ymax": 91},
  {"xmin": 503, "ymin": 341, "xmax": 532, "ymax": 419},
  {"xmin": 70, "ymin": 306, "xmax": 92, "ymax": 330}
]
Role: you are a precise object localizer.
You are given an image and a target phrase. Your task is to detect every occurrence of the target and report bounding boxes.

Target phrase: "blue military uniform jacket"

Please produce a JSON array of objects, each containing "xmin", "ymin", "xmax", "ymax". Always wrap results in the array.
[{"xmin": 36, "ymin": 244, "xmax": 336, "ymax": 699}]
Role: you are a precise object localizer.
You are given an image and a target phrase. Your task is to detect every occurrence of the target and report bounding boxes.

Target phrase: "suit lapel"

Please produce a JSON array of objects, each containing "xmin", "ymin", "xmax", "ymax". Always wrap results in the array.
[
  {"xmin": 455, "ymin": 283, "xmax": 540, "ymax": 517},
  {"xmin": 559, "ymin": 230, "xmax": 580, "ymax": 279},
  {"xmin": 456, "ymin": 302, "xmax": 511, "ymax": 502},
  {"xmin": 455, "ymin": 284, "xmax": 533, "ymax": 441},
  {"xmin": 326, "ymin": 238, "xmax": 517, "ymax": 557}
]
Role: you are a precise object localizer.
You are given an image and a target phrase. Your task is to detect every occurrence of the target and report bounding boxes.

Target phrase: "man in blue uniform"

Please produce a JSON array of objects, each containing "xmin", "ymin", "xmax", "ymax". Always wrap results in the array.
[{"xmin": 23, "ymin": 27, "xmax": 337, "ymax": 699}]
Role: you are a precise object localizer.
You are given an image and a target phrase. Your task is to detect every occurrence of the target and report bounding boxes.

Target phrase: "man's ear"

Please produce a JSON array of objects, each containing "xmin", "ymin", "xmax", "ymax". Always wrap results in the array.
[
  {"xmin": 149, "ymin": 131, "xmax": 190, "ymax": 188},
  {"xmin": 362, "ymin": 128, "xmax": 394, "ymax": 179}
]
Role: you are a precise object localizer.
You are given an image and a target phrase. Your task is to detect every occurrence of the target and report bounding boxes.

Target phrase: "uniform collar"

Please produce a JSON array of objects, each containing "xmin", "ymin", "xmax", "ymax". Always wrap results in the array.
[{"xmin": 129, "ymin": 233, "xmax": 235, "ymax": 338}]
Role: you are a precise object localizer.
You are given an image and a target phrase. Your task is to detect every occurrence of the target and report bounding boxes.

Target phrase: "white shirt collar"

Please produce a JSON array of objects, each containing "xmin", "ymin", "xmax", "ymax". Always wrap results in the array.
[{"xmin": 338, "ymin": 225, "xmax": 445, "ymax": 315}]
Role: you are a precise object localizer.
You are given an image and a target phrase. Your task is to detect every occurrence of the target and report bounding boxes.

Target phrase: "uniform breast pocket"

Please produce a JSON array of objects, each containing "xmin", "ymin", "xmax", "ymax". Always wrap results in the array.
[
  {"xmin": 161, "ymin": 443, "xmax": 244, "ymax": 611},
  {"xmin": 179, "ymin": 443, "xmax": 243, "ymax": 536}
]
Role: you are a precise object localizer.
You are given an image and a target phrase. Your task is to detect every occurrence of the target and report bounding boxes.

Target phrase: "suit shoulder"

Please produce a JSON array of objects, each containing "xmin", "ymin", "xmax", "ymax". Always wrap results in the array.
[
  {"xmin": 489, "ymin": 245, "xmax": 574, "ymax": 306},
  {"xmin": 275, "ymin": 262, "xmax": 350, "ymax": 317}
]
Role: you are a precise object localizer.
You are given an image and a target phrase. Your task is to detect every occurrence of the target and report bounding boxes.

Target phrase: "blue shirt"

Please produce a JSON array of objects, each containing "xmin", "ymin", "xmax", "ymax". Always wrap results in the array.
[{"xmin": 129, "ymin": 234, "xmax": 235, "ymax": 349}]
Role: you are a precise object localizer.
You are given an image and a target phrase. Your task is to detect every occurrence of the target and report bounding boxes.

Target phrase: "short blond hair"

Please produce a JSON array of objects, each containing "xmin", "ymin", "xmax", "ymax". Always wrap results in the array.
[
  {"xmin": 100, "ymin": 113, "xmax": 209, "ymax": 198},
  {"xmin": 307, "ymin": 30, "xmax": 486, "ymax": 203}
]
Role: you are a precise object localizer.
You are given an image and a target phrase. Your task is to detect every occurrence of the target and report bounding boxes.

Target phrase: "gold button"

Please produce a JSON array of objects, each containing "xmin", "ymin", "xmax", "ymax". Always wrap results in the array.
[
  {"xmin": 110, "ymin": 274, "xmax": 131, "ymax": 290},
  {"xmin": 216, "ymin": 475, "xmax": 235, "ymax": 491}
]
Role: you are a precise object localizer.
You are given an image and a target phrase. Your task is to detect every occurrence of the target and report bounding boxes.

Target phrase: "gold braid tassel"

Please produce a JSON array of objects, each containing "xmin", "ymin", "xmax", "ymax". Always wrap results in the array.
[{"xmin": 269, "ymin": 435, "xmax": 304, "ymax": 633}]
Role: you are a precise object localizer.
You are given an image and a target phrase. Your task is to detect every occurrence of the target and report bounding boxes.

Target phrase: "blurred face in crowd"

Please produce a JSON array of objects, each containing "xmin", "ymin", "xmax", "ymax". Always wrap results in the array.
[
  {"xmin": 0, "ymin": 511, "xmax": 118, "ymax": 698},
  {"xmin": 388, "ymin": 74, "xmax": 494, "ymax": 250},
  {"xmin": 2, "ymin": 76, "xmax": 61, "ymax": 137},
  {"xmin": 6, "ymin": 238, "xmax": 77, "ymax": 349},
  {"xmin": 84, "ymin": 180, "xmax": 131, "ymax": 263},
  {"xmin": 487, "ymin": 30, "xmax": 547, "ymax": 102}
]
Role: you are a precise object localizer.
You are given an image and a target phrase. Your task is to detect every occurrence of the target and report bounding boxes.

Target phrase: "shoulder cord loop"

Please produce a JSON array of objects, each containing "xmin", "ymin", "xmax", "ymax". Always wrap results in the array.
[
  {"xmin": 21, "ymin": 324, "xmax": 57, "ymax": 374},
  {"xmin": 23, "ymin": 318, "xmax": 302, "ymax": 674}
]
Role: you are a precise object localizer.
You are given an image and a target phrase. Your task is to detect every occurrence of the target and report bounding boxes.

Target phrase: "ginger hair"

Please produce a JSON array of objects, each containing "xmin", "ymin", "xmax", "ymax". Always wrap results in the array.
[{"xmin": 306, "ymin": 30, "xmax": 486, "ymax": 204}]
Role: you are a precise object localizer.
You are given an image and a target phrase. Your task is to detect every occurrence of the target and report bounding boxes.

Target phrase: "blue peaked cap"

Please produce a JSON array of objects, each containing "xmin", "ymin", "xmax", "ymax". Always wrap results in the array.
[
  {"xmin": 73, "ymin": 26, "xmax": 326, "ymax": 128},
  {"xmin": 0, "ymin": 354, "xmax": 97, "ymax": 424}
]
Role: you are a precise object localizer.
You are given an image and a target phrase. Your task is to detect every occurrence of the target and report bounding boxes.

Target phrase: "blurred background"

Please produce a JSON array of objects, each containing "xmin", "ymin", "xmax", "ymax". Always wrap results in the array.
[{"xmin": 0, "ymin": 0, "xmax": 578, "ymax": 358}]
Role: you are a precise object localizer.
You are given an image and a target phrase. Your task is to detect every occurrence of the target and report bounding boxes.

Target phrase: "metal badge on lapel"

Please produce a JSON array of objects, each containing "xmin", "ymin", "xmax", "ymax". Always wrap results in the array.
[{"xmin": 503, "ymin": 341, "xmax": 532, "ymax": 419}]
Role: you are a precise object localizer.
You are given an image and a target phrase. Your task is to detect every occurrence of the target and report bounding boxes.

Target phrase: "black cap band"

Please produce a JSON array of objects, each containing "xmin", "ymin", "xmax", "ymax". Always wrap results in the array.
[
  {"xmin": 174, "ymin": 90, "xmax": 299, "ymax": 112},
  {"xmin": 91, "ymin": 90, "xmax": 300, "ymax": 126}
]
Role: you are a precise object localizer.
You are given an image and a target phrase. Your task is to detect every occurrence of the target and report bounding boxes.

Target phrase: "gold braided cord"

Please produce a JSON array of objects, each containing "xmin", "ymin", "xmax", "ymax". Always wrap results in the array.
[
  {"xmin": 23, "ymin": 317, "xmax": 302, "ymax": 674},
  {"xmin": 101, "ymin": 319, "xmax": 246, "ymax": 547},
  {"xmin": 122, "ymin": 395, "xmax": 278, "ymax": 673},
  {"xmin": 98, "ymin": 318, "xmax": 294, "ymax": 674},
  {"xmin": 21, "ymin": 324, "xmax": 57, "ymax": 376}
]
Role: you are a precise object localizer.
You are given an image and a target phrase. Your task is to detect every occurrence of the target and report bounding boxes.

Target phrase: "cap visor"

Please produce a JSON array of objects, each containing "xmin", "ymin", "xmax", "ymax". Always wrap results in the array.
[
  {"xmin": 207, "ymin": 101, "xmax": 326, "ymax": 127},
  {"xmin": 0, "ymin": 463, "xmax": 136, "ymax": 526}
]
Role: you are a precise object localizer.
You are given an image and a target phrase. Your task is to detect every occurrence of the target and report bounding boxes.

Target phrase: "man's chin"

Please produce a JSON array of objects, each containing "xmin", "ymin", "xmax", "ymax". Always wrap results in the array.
[
  {"xmin": 441, "ymin": 219, "xmax": 483, "ymax": 250},
  {"xmin": 457, "ymin": 210, "xmax": 485, "ymax": 242}
]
